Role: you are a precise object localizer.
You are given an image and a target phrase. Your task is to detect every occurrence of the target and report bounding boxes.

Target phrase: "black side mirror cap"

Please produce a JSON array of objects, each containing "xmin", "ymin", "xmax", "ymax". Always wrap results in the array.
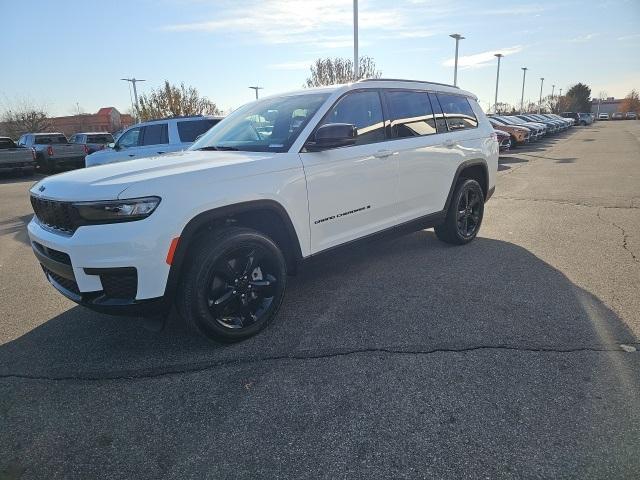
[{"xmin": 306, "ymin": 123, "xmax": 357, "ymax": 151}]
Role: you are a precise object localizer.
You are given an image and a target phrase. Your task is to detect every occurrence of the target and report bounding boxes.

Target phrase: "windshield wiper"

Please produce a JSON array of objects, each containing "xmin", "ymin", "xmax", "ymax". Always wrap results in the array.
[{"xmin": 196, "ymin": 145, "xmax": 240, "ymax": 151}]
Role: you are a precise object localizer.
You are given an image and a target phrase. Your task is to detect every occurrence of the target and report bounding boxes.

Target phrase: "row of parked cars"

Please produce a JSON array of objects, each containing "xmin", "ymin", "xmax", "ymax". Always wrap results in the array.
[
  {"xmin": 597, "ymin": 112, "xmax": 637, "ymax": 120},
  {"xmin": 0, "ymin": 116, "xmax": 223, "ymax": 175},
  {"xmin": 488, "ymin": 112, "xmax": 577, "ymax": 151}
]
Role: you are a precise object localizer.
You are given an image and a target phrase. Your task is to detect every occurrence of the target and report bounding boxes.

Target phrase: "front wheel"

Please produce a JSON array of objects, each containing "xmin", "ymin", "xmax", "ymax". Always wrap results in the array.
[
  {"xmin": 435, "ymin": 178, "xmax": 485, "ymax": 245},
  {"xmin": 177, "ymin": 227, "xmax": 287, "ymax": 342}
]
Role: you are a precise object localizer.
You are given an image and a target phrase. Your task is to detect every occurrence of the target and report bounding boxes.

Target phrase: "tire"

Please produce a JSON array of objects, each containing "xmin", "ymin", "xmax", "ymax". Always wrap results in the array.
[
  {"xmin": 176, "ymin": 226, "xmax": 287, "ymax": 342},
  {"xmin": 435, "ymin": 178, "xmax": 485, "ymax": 245}
]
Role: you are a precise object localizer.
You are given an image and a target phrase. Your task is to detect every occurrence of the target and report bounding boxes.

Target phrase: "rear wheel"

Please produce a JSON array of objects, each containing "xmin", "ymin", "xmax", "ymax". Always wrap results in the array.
[
  {"xmin": 177, "ymin": 227, "xmax": 287, "ymax": 342},
  {"xmin": 435, "ymin": 178, "xmax": 484, "ymax": 245}
]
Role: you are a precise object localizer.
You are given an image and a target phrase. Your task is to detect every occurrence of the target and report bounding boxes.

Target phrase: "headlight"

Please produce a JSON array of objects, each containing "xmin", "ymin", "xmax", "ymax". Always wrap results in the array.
[{"xmin": 74, "ymin": 196, "xmax": 161, "ymax": 223}]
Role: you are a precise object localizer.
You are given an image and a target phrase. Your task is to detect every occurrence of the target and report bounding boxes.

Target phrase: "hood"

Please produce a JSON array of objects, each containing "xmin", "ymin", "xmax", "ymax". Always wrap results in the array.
[{"xmin": 30, "ymin": 150, "xmax": 276, "ymax": 201}]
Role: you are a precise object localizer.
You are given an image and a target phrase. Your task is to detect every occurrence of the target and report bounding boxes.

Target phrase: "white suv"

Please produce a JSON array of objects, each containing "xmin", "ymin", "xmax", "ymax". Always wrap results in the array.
[
  {"xmin": 85, "ymin": 115, "xmax": 223, "ymax": 167},
  {"xmin": 28, "ymin": 79, "xmax": 498, "ymax": 341}
]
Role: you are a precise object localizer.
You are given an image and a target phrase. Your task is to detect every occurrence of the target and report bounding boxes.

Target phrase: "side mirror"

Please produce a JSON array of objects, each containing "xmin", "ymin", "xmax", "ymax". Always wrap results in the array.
[{"xmin": 306, "ymin": 123, "xmax": 357, "ymax": 151}]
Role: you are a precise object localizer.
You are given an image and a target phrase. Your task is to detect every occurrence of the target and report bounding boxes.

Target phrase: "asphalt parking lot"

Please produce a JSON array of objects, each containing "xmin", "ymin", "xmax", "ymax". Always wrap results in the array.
[{"xmin": 1, "ymin": 122, "xmax": 639, "ymax": 479}]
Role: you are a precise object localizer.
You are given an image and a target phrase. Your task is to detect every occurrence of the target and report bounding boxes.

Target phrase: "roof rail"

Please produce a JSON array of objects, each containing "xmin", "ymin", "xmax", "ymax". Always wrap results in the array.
[{"xmin": 357, "ymin": 78, "xmax": 459, "ymax": 89}]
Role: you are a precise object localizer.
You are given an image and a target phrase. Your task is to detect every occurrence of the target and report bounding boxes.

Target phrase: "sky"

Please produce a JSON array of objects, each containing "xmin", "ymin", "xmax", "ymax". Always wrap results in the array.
[{"xmin": 1, "ymin": 0, "xmax": 639, "ymax": 117}]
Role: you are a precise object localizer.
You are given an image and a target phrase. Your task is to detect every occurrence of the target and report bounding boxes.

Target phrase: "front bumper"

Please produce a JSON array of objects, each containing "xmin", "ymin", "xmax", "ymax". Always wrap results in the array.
[{"xmin": 27, "ymin": 215, "xmax": 174, "ymax": 316}]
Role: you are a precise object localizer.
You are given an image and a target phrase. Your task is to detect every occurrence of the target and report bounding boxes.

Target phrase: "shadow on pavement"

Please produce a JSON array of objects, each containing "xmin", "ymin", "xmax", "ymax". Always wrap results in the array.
[
  {"xmin": 0, "ymin": 231, "xmax": 636, "ymax": 379},
  {"xmin": 0, "ymin": 214, "xmax": 33, "ymax": 246}
]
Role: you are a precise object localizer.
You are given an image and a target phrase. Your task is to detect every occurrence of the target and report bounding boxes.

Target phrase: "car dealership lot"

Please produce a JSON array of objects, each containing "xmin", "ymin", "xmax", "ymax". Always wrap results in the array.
[{"xmin": 1, "ymin": 122, "xmax": 639, "ymax": 478}]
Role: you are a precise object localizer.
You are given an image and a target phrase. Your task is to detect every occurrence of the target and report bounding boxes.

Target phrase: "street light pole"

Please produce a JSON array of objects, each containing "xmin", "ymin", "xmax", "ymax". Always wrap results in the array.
[
  {"xmin": 249, "ymin": 86, "xmax": 264, "ymax": 100},
  {"xmin": 493, "ymin": 53, "xmax": 503, "ymax": 113},
  {"xmin": 520, "ymin": 67, "xmax": 528, "ymax": 113},
  {"xmin": 353, "ymin": 0, "xmax": 359, "ymax": 80},
  {"xmin": 538, "ymin": 77, "xmax": 544, "ymax": 114},
  {"xmin": 449, "ymin": 33, "xmax": 465, "ymax": 87}
]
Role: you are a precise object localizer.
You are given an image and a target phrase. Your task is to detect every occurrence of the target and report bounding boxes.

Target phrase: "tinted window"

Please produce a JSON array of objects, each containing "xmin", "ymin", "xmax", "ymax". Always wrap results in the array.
[
  {"xmin": 319, "ymin": 91, "xmax": 385, "ymax": 146},
  {"xmin": 177, "ymin": 119, "xmax": 221, "ymax": 143},
  {"xmin": 117, "ymin": 127, "xmax": 141, "ymax": 148},
  {"xmin": 34, "ymin": 135, "xmax": 68, "ymax": 144},
  {"xmin": 87, "ymin": 134, "xmax": 114, "ymax": 144},
  {"xmin": 436, "ymin": 94, "xmax": 478, "ymax": 131},
  {"xmin": 386, "ymin": 90, "xmax": 436, "ymax": 138},
  {"xmin": 429, "ymin": 93, "xmax": 448, "ymax": 133},
  {"xmin": 0, "ymin": 138, "xmax": 16, "ymax": 149},
  {"xmin": 140, "ymin": 124, "xmax": 169, "ymax": 146}
]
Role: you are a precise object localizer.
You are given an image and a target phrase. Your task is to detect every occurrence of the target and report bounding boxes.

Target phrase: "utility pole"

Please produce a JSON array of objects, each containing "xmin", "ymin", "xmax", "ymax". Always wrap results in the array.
[
  {"xmin": 249, "ymin": 86, "xmax": 263, "ymax": 100},
  {"xmin": 551, "ymin": 84, "xmax": 556, "ymax": 113},
  {"xmin": 353, "ymin": 0, "xmax": 359, "ymax": 80},
  {"xmin": 493, "ymin": 53, "xmax": 503, "ymax": 113},
  {"xmin": 538, "ymin": 77, "xmax": 544, "ymax": 114},
  {"xmin": 449, "ymin": 34, "xmax": 465, "ymax": 86},
  {"xmin": 121, "ymin": 78, "xmax": 146, "ymax": 119},
  {"xmin": 520, "ymin": 67, "xmax": 528, "ymax": 113}
]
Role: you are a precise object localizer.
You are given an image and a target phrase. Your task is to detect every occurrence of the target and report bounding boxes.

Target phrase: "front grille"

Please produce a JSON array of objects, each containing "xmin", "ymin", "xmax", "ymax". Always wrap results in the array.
[
  {"xmin": 99, "ymin": 268, "xmax": 138, "ymax": 300},
  {"xmin": 30, "ymin": 196, "xmax": 78, "ymax": 234},
  {"xmin": 33, "ymin": 242, "xmax": 71, "ymax": 265},
  {"xmin": 43, "ymin": 266, "xmax": 80, "ymax": 295}
]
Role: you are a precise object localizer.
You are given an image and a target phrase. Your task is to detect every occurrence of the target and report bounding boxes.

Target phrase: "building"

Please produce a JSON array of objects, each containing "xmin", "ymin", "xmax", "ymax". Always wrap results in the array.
[
  {"xmin": 49, "ymin": 107, "xmax": 134, "ymax": 136},
  {"xmin": 591, "ymin": 97, "xmax": 624, "ymax": 116}
]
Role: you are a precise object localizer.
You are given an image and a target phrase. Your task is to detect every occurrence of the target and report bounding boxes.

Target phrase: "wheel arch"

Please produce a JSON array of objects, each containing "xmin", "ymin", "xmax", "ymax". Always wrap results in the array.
[
  {"xmin": 444, "ymin": 160, "xmax": 490, "ymax": 212},
  {"xmin": 164, "ymin": 200, "xmax": 303, "ymax": 301}
]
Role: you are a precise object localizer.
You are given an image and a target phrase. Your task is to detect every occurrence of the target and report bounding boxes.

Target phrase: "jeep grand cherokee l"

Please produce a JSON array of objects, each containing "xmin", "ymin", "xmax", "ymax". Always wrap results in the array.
[{"xmin": 28, "ymin": 79, "xmax": 498, "ymax": 341}]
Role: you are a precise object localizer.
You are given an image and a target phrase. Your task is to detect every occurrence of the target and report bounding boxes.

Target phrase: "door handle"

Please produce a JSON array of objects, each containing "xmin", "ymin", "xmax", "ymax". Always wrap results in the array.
[
  {"xmin": 444, "ymin": 139, "xmax": 456, "ymax": 148},
  {"xmin": 128, "ymin": 154, "xmax": 135, "ymax": 157},
  {"xmin": 373, "ymin": 149, "xmax": 395, "ymax": 158},
  {"xmin": 157, "ymin": 151, "xmax": 165, "ymax": 154}
]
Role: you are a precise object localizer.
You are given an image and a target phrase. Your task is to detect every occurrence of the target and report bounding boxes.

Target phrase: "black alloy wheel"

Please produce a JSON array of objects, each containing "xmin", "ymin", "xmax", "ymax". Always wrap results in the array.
[
  {"xmin": 177, "ymin": 227, "xmax": 287, "ymax": 342},
  {"xmin": 455, "ymin": 186, "xmax": 482, "ymax": 239},
  {"xmin": 434, "ymin": 178, "xmax": 484, "ymax": 245},
  {"xmin": 206, "ymin": 245, "xmax": 279, "ymax": 330}
]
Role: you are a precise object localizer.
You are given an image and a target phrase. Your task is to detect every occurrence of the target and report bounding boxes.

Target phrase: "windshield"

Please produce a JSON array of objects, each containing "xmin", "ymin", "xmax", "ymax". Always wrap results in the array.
[
  {"xmin": 190, "ymin": 92, "xmax": 330, "ymax": 153},
  {"xmin": 34, "ymin": 135, "xmax": 68, "ymax": 144}
]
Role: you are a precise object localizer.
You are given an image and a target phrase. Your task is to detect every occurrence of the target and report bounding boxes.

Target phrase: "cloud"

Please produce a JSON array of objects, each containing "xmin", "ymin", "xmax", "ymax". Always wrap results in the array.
[
  {"xmin": 569, "ymin": 33, "xmax": 599, "ymax": 43},
  {"xmin": 443, "ymin": 45, "xmax": 523, "ymax": 70},
  {"xmin": 618, "ymin": 33, "xmax": 640, "ymax": 41},
  {"xmin": 161, "ymin": 0, "xmax": 440, "ymax": 47}
]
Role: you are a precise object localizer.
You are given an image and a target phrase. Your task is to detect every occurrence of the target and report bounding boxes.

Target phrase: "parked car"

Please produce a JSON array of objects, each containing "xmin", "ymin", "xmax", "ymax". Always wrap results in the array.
[
  {"xmin": 85, "ymin": 115, "xmax": 223, "ymax": 167},
  {"xmin": 589, "ymin": 113, "xmax": 596, "ymax": 122},
  {"xmin": 17, "ymin": 133, "xmax": 86, "ymax": 172},
  {"xmin": 495, "ymin": 129, "xmax": 511, "ymax": 151},
  {"xmin": 598, "ymin": 113, "xmax": 610, "ymax": 120},
  {"xmin": 546, "ymin": 114, "xmax": 574, "ymax": 128},
  {"xmin": 495, "ymin": 115, "xmax": 547, "ymax": 139},
  {"xmin": 69, "ymin": 132, "xmax": 115, "ymax": 154},
  {"xmin": 488, "ymin": 118, "xmax": 530, "ymax": 146},
  {"xmin": 612, "ymin": 112, "xmax": 625, "ymax": 120},
  {"xmin": 577, "ymin": 113, "xmax": 593, "ymax": 125},
  {"xmin": 0, "ymin": 137, "xmax": 36, "ymax": 175},
  {"xmin": 28, "ymin": 78, "xmax": 498, "ymax": 341},
  {"xmin": 626, "ymin": 112, "xmax": 638, "ymax": 120},
  {"xmin": 561, "ymin": 112, "xmax": 582, "ymax": 125},
  {"xmin": 517, "ymin": 114, "xmax": 562, "ymax": 133}
]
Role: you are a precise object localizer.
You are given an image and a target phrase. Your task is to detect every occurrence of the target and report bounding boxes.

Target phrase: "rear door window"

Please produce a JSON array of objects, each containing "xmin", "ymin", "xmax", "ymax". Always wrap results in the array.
[
  {"xmin": 319, "ymin": 90, "xmax": 385, "ymax": 146},
  {"xmin": 177, "ymin": 119, "xmax": 221, "ymax": 142},
  {"xmin": 436, "ymin": 94, "xmax": 478, "ymax": 131},
  {"xmin": 87, "ymin": 134, "xmax": 114, "ymax": 144},
  {"xmin": 385, "ymin": 90, "xmax": 436, "ymax": 138},
  {"xmin": 34, "ymin": 135, "xmax": 69, "ymax": 144},
  {"xmin": 140, "ymin": 124, "xmax": 169, "ymax": 146}
]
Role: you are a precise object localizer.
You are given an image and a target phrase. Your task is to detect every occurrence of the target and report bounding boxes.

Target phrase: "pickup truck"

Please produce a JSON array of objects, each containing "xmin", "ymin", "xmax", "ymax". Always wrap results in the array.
[
  {"xmin": 0, "ymin": 137, "xmax": 36, "ymax": 175},
  {"xmin": 17, "ymin": 133, "xmax": 86, "ymax": 173},
  {"xmin": 69, "ymin": 132, "xmax": 115, "ymax": 154}
]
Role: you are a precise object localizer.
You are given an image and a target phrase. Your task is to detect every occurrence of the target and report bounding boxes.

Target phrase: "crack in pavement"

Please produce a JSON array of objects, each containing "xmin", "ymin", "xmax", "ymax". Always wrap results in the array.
[
  {"xmin": 493, "ymin": 196, "xmax": 639, "ymax": 209},
  {"xmin": 1, "ymin": 342, "xmax": 638, "ymax": 383},
  {"xmin": 597, "ymin": 207, "xmax": 640, "ymax": 263}
]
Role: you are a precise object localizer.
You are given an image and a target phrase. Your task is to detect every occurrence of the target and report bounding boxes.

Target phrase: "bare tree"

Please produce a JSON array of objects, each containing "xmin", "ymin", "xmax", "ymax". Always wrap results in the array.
[
  {"xmin": 619, "ymin": 89, "xmax": 640, "ymax": 113},
  {"xmin": 0, "ymin": 100, "xmax": 51, "ymax": 139},
  {"xmin": 136, "ymin": 81, "xmax": 221, "ymax": 122},
  {"xmin": 305, "ymin": 56, "xmax": 381, "ymax": 87}
]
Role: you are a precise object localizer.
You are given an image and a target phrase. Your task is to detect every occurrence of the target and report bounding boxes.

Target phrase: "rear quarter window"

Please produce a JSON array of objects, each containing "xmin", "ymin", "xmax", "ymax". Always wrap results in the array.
[
  {"xmin": 435, "ymin": 94, "xmax": 479, "ymax": 131},
  {"xmin": 177, "ymin": 119, "xmax": 221, "ymax": 143}
]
